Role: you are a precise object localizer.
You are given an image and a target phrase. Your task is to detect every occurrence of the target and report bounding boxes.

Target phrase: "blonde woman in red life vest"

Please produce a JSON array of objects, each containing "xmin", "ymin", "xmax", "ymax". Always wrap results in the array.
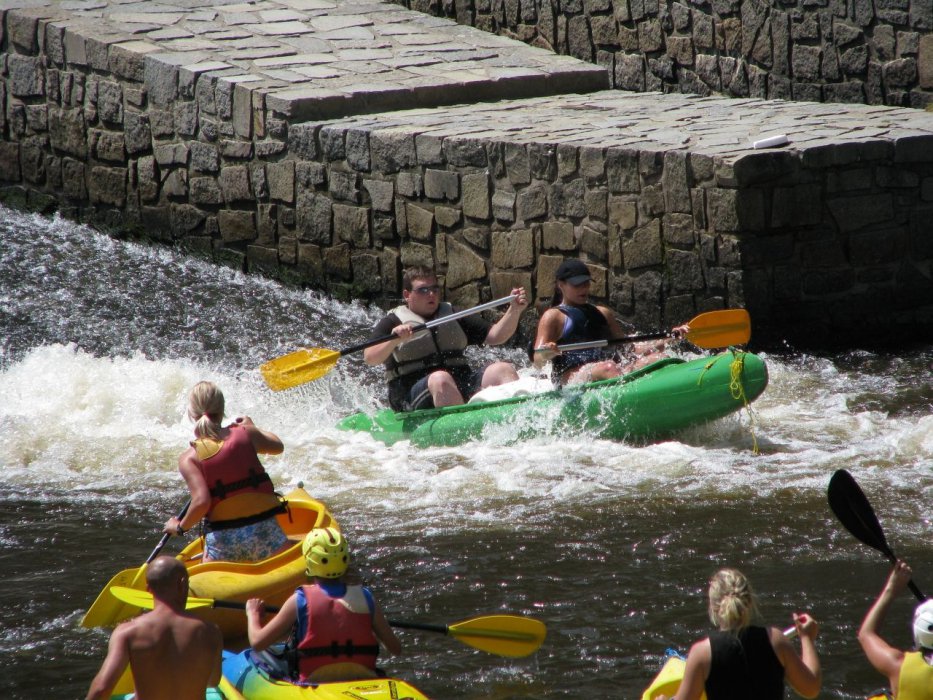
[
  {"xmin": 245, "ymin": 528, "xmax": 402, "ymax": 684},
  {"xmin": 163, "ymin": 381, "xmax": 289, "ymax": 562}
]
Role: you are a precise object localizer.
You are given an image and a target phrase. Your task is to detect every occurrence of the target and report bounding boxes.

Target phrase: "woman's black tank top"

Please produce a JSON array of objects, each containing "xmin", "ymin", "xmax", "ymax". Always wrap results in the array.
[{"xmin": 705, "ymin": 626, "xmax": 784, "ymax": 700}]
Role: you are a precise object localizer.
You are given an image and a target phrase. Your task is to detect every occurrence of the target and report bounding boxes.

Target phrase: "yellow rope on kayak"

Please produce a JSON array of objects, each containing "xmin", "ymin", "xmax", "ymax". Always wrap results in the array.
[
  {"xmin": 728, "ymin": 351, "xmax": 759, "ymax": 455},
  {"xmin": 695, "ymin": 351, "xmax": 759, "ymax": 455}
]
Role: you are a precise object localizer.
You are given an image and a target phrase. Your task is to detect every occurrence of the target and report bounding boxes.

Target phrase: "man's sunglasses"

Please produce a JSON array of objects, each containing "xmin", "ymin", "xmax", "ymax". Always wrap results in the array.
[{"xmin": 411, "ymin": 285, "xmax": 441, "ymax": 295}]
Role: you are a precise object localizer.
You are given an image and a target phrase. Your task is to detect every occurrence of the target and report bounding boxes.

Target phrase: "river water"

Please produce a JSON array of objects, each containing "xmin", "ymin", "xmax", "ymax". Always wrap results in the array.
[{"xmin": 0, "ymin": 204, "xmax": 930, "ymax": 699}]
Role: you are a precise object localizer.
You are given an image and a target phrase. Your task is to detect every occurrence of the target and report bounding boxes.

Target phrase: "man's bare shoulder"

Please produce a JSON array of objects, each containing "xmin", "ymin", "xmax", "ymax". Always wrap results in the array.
[{"xmin": 177, "ymin": 615, "xmax": 223, "ymax": 648}]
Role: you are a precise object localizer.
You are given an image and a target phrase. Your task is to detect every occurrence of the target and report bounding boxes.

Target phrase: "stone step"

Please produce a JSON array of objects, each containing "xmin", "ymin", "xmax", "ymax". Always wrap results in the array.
[{"xmin": 12, "ymin": 0, "xmax": 608, "ymax": 120}]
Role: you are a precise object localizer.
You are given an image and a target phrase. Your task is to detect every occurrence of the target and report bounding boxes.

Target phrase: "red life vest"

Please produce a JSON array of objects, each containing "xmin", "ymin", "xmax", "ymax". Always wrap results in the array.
[
  {"xmin": 295, "ymin": 583, "xmax": 380, "ymax": 681},
  {"xmin": 194, "ymin": 424, "xmax": 275, "ymax": 514}
]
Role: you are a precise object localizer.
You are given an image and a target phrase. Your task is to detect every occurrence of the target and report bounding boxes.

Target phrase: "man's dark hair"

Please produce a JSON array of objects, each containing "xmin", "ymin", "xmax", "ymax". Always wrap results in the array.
[{"xmin": 402, "ymin": 266, "xmax": 437, "ymax": 291}]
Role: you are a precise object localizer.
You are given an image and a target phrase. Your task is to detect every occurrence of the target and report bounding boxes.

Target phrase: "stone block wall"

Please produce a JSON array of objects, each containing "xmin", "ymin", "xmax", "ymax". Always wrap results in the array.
[
  {"xmin": 391, "ymin": 0, "xmax": 933, "ymax": 109},
  {"xmin": 2, "ymin": 8, "xmax": 932, "ymax": 347}
]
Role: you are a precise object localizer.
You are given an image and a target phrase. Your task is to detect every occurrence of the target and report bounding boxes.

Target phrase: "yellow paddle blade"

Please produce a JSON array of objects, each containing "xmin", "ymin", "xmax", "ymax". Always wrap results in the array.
[
  {"xmin": 82, "ymin": 567, "xmax": 149, "ymax": 627},
  {"xmin": 447, "ymin": 615, "xmax": 546, "ymax": 657},
  {"xmin": 260, "ymin": 348, "xmax": 341, "ymax": 391},
  {"xmin": 686, "ymin": 309, "xmax": 750, "ymax": 348},
  {"xmin": 110, "ymin": 586, "xmax": 216, "ymax": 610}
]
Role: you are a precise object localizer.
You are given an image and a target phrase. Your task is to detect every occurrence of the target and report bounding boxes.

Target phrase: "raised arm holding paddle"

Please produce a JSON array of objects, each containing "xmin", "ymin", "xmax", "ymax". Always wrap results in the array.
[{"xmin": 827, "ymin": 469, "xmax": 930, "ymax": 700}]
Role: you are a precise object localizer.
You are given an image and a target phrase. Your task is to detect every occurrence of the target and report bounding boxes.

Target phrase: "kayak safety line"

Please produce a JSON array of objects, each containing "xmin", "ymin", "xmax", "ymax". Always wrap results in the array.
[
  {"xmin": 728, "ymin": 351, "xmax": 760, "ymax": 455},
  {"xmin": 694, "ymin": 352, "xmax": 759, "ymax": 454}
]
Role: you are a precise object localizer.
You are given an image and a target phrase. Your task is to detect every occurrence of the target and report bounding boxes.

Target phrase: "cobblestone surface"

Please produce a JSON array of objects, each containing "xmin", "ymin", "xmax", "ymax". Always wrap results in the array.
[
  {"xmin": 312, "ymin": 90, "xmax": 933, "ymax": 164},
  {"xmin": 9, "ymin": 0, "xmax": 608, "ymax": 119}
]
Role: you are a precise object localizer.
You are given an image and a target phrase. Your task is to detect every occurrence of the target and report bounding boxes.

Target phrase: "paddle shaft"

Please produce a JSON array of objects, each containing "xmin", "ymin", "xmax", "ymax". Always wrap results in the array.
[
  {"xmin": 338, "ymin": 294, "xmax": 517, "ymax": 358},
  {"xmin": 550, "ymin": 332, "xmax": 672, "ymax": 353},
  {"xmin": 127, "ymin": 500, "xmax": 191, "ymax": 590},
  {"xmin": 109, "ymin": 586, "xmax": 542, "ymax": 656},
  {"xmin": 874, "ymin": 550, "xmax": 925, "ymax": 600},
  {"xmin": 192, "ymin": 605, "xmax": 491, "ymax": 637},
  {"xmin": 535, "ymin": 309, "xmax": 749, "ymax": 353},
  {"xmin": 129, "ymin": 595, "xmax": 521, "ymax": 639},
  {"xmin": 146, "ymin": 500, "xmax": 191, "ymax": 565},
  {"xmin": 388, "ymin": 619, "xmax": 447, "ymax": 634}
]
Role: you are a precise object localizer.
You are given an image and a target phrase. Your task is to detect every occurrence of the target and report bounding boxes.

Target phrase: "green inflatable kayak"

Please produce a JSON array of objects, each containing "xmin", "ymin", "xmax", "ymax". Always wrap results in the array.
[{"xmin": 337, "ymin": 350, "xmax": 768, "ymax": 448}]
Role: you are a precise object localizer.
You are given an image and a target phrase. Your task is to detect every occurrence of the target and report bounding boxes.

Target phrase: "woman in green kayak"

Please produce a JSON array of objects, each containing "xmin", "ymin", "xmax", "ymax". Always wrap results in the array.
[
  {"xmin": 657, "ymin": 568, "xmax": 821, "ymax": 700},
  {"xmin": 533, "ymin": 258, "xmax": 687, "ymax": 385}
]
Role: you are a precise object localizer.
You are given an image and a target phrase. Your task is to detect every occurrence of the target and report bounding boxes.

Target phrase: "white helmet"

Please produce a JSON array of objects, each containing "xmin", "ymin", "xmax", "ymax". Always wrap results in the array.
[{"xmin": 913, "ymin": 600, "xmax": 933, "ymax": 650}]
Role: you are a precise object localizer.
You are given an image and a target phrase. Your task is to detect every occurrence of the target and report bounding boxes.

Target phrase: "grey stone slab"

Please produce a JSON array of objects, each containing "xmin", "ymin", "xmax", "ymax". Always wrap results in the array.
[
  {"xmin": 316, "ymin": 26, "xmax": 374, "ymax": 40},
  {"xmin": 200, "ymin": 29, "xmax": 253, "ymax": 40},
  {"xmin": 252, "ymin": 53, "xmax": 334, "ymax": 67},
  {"xmin": 260, "ymin": 68, "xmax": 305, "ymax": 81},
  {"xmin": 228, "ymin": 46, "xmax": 297, "ymax": 59},
  {"xmin": 245, "ymin": 20, "xmax": 315, "ymax": 35},
  {"xmin": 159, "ymin": 37, "xmax": 219, "ymax": 50},
  {"xmin": 146, "ymin": 27, "xmax": 194, "ymax": 39},
  {"xmin": 290, "ymin": 64, "xmax": 344, "ymax": 78},
  {"xmin": 220, "ymin": 11, "xmax": 259, "ymax": 24},
  {"xmin": 277, "ymin": 0, "xmax": 335, "ymax": 8},
  {"xmin": 109, "ymin": 11, "xmax": 186, "ymax": 24},
  {"xmin": 257, "ymin": 9, "xmax": 307, "ymax": 21},
  {"xmin": 309, "ymin": 14, "xmax": 372, "ymax": 30}
]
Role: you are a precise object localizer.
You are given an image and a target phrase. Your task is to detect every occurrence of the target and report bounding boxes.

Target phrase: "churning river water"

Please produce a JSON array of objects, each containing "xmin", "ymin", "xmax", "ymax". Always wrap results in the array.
[{"xmin": 0, "ymin": 205, "xmax": 930, "ymax": 699}]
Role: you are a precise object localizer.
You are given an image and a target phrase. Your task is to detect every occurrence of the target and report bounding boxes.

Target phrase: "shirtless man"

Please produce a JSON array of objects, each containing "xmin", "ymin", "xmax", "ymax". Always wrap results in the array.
[{"xmin": 85, "ymin": 556, "xmax": 223, "ymax": 700}]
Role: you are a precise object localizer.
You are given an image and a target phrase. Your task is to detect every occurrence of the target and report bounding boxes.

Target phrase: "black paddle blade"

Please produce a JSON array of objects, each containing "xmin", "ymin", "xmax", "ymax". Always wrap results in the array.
[
  {"xmin": 827, "ymin": 469, "xmax": 893, "ymax": 559},
  {"xmin": 827, "ymin": 469, "xmax": 927, "ymax": 601}
]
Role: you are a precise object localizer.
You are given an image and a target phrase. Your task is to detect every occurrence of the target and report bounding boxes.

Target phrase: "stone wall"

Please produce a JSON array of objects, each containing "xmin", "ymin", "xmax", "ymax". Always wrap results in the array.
[
  {"xmin": 2, "ymin": 7, "xmax": 933, "ymax": 347},
  {"xmin": 391, "ymin": 0, "xmax": 933, "ymax": 109}
]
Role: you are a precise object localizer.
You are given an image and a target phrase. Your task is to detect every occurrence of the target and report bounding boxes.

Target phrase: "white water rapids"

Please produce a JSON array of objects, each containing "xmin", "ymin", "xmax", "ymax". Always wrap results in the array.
[{"xmin": 0, "ymin": 206, "xmax": 930, "ymax": 699}]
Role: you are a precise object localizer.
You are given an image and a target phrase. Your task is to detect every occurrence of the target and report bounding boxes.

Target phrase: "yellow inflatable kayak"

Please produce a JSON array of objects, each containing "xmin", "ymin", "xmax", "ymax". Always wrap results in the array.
[
  {"xmin": 643, "ymin": 653, "xmax": 891, "ymax": 700},
  {"xmin": 111, "ymin": 674, "xmax": 246, "ymax": 699},
  {"xmin": 223, "ymin": 650, "xmax": 430, "ymax": 699},
  {"xmin": 83, "ymin": 487, "xmax": 337, "ymax": 640},
  {"xmin": 642, "ymin": 654, "xmax": 706, "ymax": 700}
]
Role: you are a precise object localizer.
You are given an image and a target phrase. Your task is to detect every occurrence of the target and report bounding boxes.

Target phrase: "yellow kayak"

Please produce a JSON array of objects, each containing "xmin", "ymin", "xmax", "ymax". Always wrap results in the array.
[
  {"xmin": 644, "ymin": 654, "xmax": 891, "ymax": 700},
  {"xmin": 642, "ymin": 654, "xmax": 707, "ymax": 700},
  {"xmin": 111, "ymin": 674, "xmax": 246, "ymax": 699},
  {"xmin": 223, "ymin": 650, "xmax": 430, "ymax": 699},
  {"xmin": 83, "ymin": 487, "xmax": 337, "ymax": 640}
]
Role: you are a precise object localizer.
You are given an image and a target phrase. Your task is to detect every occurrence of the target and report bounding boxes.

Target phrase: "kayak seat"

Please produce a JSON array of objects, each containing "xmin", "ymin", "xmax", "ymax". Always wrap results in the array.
[
  {"xmin": 250, "ymin": 645, "xmax": 293, "ymax": 680},
  {"xmin": 308, "ymin": 662, "xmax": 379, "ymax": 683},
  {"xmin": 249, "ymin": 646, "xmax": 381, "ymax": 685}
]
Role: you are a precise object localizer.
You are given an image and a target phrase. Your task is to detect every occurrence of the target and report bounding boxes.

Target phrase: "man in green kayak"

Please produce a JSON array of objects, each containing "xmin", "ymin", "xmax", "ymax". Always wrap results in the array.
[
  {"xmin": 858, "ymin": 559, "xmax": 933, "ymax": 700},
  {"xmin": 85, "ymin": 556, "xmax": 223, "ymax": 700},
  {"xmin": 363, "ymin": 265, "xmax": 529, "ymax": 411}
]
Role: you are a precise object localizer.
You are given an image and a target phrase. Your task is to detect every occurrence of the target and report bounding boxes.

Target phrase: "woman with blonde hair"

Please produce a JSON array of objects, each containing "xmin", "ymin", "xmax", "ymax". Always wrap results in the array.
[
  {"xmin": 658, "ymin": 568, "xmax": 822, "ymax": 700},
  {"xmin": 162, "ymin": 381, "xmax": 289, "ymax": 562}
]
